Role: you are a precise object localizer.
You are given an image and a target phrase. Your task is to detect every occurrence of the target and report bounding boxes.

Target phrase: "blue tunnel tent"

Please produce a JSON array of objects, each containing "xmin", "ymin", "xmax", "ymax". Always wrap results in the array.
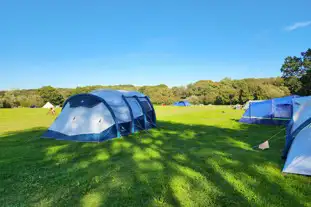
[
  {"xmin": 282, "ymin": 96, "xmax": 311, "ymax": 175},
  {"xmin": 174, "ymin": 100, "xmax": 191, "ymax": 106},
  {"xmin": 42, "ymin": 89, "xmax": 156, "ymax": 142},
  {"xmin": 239, "ymin": 95, "xmax": 299, "ymax": 125}
]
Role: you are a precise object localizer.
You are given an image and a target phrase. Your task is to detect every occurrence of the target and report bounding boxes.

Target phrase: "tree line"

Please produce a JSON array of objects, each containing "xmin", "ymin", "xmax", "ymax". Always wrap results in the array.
[
  {"xmin": 1, "ymin": 48, "xmax": 310, "ymax": 108},
  {"xmin": 0, "ymin": 78, "xmax": 291, "ymax": 108}
]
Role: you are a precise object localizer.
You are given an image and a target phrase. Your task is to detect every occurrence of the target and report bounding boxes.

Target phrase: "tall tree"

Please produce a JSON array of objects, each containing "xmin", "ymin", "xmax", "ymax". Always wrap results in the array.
[
  {"xmin": 0, "ymin": 91, "xmax": 20, "ymax": 108},
  {"xmin": 38, "ymin": 86, "xmax": 64, "ymax": 106},
  {"xmin": 280, "ymin": 49, "xmax": 311, "ymax": 94}
]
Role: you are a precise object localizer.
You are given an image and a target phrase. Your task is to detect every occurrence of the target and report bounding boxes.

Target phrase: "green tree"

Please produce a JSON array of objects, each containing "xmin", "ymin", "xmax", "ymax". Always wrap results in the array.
[
  {"xmin": 280, "ymin": 49, "xmax": 311, "ymax": 94},
  {"xmin": 0, "ymin": 91, "xmax": 20, "ymax": 108},
  {"xmin": 187, "ymin": 95, "xmax": 200, "ymax": 105},
  {"xmin": 139, "ymin": 84, "xmax": 176, "ymax": 105},
  {"xmin": 300, "ymin": 69, "xmax": 311, "ymax": 95},
  {"xmin": 172, "ymin": 86, "xmax": 188, "ymax": 99},
  {"xmin": 38, "ymin": 86, "xmax": 64, "ymax": 106}
]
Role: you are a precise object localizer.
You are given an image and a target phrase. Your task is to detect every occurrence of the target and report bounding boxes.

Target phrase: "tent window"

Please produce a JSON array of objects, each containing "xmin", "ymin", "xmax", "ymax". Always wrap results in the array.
[
  {"xmin": 139, "ymin": 99, "xmax": 152, "ymax": 112},
  {"xmin": 274, "ymin": 104, "xmax": 292, "ymax": 118},
  {"xmin": 68, "ymin": 95, "xmax": 101, "ymax": 108}
]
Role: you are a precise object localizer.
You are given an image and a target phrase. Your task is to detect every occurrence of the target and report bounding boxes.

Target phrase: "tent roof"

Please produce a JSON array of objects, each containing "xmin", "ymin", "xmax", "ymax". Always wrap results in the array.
[
  {"xmin": 91, "ymin": 89, "xmax": 145, "ymax": 100},
  {"xmin": 174, "ymin": 100, "xmax": 191, "ymax": 106},
  {"xmin": 89, "ymin": 89, "xmax": 146, "ymax": 106},
  {"xmin": 43, "ymin": 102, "xmax": 54, "ymax": 108},
  {"xmin": 174, "ymin": 100, "xmax": 189, "ymax": 103}
]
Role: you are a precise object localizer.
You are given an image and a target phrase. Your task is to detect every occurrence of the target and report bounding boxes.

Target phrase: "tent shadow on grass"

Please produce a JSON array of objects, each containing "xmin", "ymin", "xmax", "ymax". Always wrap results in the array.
[{"xmin": 0, "ymin": 121, "xmax": 310, "ymax": 206}]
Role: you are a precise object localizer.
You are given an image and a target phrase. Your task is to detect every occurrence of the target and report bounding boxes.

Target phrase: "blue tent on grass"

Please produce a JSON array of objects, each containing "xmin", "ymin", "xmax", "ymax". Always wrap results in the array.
[
  {"xmin": 239, "ymin": 95, "xmax": 299, "ymax": 125},
  {"xmin": 282, "ymin": 96, "xmax": 311, "ymax": 175},
  {"xmin": 42, "ymin": 89, "xmax": 156, "ymax": 142},
  {"xmin": 173, "ymin": 100, "xmax": 191, "ymax": 106}
]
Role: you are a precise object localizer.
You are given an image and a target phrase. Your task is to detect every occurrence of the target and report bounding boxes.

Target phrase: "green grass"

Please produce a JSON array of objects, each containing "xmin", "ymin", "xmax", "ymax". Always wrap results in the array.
[{"xmin": 0, "ymin": 106, "xmax": 310, "ymax": 207}]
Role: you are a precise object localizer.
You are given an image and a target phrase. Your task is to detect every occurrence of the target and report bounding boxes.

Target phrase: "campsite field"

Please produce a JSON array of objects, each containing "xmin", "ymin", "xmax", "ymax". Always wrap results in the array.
[{"xmin": 0, "ymin": 106, "xmax": 310, "ymax": 207}]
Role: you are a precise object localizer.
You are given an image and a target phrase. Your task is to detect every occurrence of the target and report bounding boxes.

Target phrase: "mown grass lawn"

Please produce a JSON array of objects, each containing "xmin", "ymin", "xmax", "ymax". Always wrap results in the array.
[{"xmin": 0, "ymin": 106, "xmax": 310, "ymax": 206}]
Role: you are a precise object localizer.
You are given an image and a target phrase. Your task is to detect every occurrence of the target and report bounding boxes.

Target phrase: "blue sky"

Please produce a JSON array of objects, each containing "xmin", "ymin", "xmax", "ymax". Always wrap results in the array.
[{"xmin": 1, "ymin": 0, "xmax": 311, "ymax": 90}]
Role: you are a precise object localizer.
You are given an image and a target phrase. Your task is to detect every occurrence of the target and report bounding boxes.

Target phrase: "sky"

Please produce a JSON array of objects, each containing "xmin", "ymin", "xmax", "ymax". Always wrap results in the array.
[{"xmin": 1, "ymin": 0, "xmax": 311, "ymax": 90}]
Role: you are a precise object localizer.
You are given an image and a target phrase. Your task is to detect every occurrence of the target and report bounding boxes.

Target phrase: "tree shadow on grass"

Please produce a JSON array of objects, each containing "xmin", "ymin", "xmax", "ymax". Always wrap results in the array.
[{"xmin": 0, "ymin": 121, "xmax": 310, "ymax": 207}]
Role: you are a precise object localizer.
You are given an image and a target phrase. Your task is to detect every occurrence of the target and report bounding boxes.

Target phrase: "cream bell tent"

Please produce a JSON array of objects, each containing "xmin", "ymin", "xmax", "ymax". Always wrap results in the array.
[
  {"xmin": 42, "ymin": 89, "xmax": 156, "ymax": 142},
  {"xmin": 42, "ymin": 102, "xmax": 54, "ymax": 109}
]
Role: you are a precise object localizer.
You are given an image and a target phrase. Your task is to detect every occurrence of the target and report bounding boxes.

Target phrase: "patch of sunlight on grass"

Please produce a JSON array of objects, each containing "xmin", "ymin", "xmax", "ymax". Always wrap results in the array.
[
  {"xmin": 170, "ymin": 174, "xmax": 219, "ymax": 206},
  {"xmin": 236, "ymin": 172, "xmax": 257, "ymax": 186},
  {"xmin": 179, "ymin": 130, "xmax": 196, "ymax": 139},
  {"xmin": 45, "ymin": 145, "xmax": 68, "ymax": 156},
  {"xmin": 138, "ymin": 161, "xmax": 164, "ymax": 171},
  {"xmin": 221, "ymin": 157, "xmax": 240, "ymax": 166},
  {"xmin": 195, "ymin": 149, "xmax": 227, "ymax": 157},
  {"xmin": 155, "ymin": 140, "xmax": 163, "ymax": 145},
  {"xmin": 208, "ymin": 159, "xmax": 264, "ymax": 206},
  {"xmin": 173, "ymin": 153, "xmax": 188, "ymax": 162},
  {"xmin": 72, "ymin": 160, "xmax": 90, "ymax": 170},
  {"xmin": 170, "ymin": 163, "xmax": 204, "ymax": 179},
  {"xmin": 169, "ymin": 162, "xmax": 220, "ymax": 194},
  {"xmin": 110, "ymin": 141, "xmax": 122, "ymax": 154},
  {"xmin": 141, "ymin": 138, "xmax": 153, "ymax": 144},
  {"xmin": 151, "ymin": 198, "xmax": 173, "ymax": 207},
  {"xmin": 150, "ymin": 144, "xmax": 160, "ymax": 150},
  {"xmin": 50, "ymin": 153, "xmax": 75, "ymax": 164},
  {"xmin": 209, "ymin": 155, "xmax": 240, "ymax": 167},
  {"xmin": 95, "ymin": 150, "xmax": 110, "ymax": 161},
  {"xmin": 132, "ymin": 147, "xmax": 149, "ymax": 161},
  {"xmin": 226, "ymin": 137, "xmax": 252, "ymax": 150},
  {"xmin": 119, "ymin": 141, "xmax": 133, "ymax": 149},
  {"xmin": 170, "ymin": 176, "xmax": 192, "ymax": 205},
  {"xmin": 149, "ymin": 129, "xmax": 163, "ymax": 136},
  {"xmin": 253, "ymin": 164, "xmax": 283, "ymax": 182},
  {"xmin": 81, "ymin": 192, "xmax": 102, "ymax": 207},
  {"xmin": 145, "ymin": 147, "xmax": 161, "ymax": 159},
  {"xmin": 33, "ymin": 198, "xmax": 53, "ymax": 207}
]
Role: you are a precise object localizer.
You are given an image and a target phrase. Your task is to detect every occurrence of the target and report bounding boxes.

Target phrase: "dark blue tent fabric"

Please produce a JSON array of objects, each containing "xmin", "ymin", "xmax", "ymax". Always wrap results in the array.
[
  {"xmin": 173, "ymin": 100, "xmax": 191, "ymax": 106},
  {"xmin": 239, "ymin": 95, "xmax": 299, "ymax": 125}
]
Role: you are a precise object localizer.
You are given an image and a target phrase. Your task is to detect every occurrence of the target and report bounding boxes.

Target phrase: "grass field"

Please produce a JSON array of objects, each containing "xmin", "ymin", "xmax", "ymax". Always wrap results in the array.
[{"xmin": 0, "ymin": 106, "xmax": 310, "ymax": 206}]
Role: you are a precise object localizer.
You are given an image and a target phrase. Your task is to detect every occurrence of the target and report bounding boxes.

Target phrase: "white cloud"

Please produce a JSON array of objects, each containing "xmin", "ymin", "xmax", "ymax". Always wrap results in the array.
[{"xmin": 285, "ymin": 21, "xmax": 311, "ymax": 31}]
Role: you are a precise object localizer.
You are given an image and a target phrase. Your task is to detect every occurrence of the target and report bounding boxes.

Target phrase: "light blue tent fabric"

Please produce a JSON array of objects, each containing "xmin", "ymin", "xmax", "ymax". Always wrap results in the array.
[
  {"xmin": 239, "ymin": 95, "xmax": 299, "ymax": 125},
  {"xmin": 282, "ymin": 96, "xmax": 311, "ymax": 175},
  {"xmin": 173, "ymin": 100, "xmax": 191, "ymax": 106},
  {"xmin": 42, "ymin": 89, "xmax": 156, "ymax": 142}
]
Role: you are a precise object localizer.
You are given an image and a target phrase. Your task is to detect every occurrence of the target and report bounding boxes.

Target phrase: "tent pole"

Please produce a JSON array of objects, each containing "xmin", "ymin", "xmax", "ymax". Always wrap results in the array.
[
  {"xmin": 249, "ymin": 102, "xmax": 252, "ymax": 119},
  {"xmin": 271, "ymin": 99, "xmax": 274, "ymax": 120}
]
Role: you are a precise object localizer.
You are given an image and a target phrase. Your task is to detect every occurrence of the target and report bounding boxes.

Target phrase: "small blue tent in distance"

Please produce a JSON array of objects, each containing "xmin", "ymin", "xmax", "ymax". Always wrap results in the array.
[
  {"xmin": 42, "ymin": 89, "xmax": 156, "ymax": 142},
  {"xmin": 173, "ymin": 100, "xmax": 191, "ymax": 106},
  {"xmin": 239, "ymin": 95, "xmax": 299, "ymax": 125}
]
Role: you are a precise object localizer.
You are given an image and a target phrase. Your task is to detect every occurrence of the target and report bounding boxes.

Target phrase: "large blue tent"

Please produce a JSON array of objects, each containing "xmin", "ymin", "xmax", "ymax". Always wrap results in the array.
[
  {"xmin": 42, "ymin": 89, "xmax": 156, "ymax": 142},
  {"xmin": 239, "ymin": 95, "xmax": 299, "ymax": 125},
  {"xmin": 173, "ymin": 100, "xmax": 191, "ymax": 106},
  {"xmin": 282, "ymin": 96, "xmax": 311, "ymax": 175}
]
